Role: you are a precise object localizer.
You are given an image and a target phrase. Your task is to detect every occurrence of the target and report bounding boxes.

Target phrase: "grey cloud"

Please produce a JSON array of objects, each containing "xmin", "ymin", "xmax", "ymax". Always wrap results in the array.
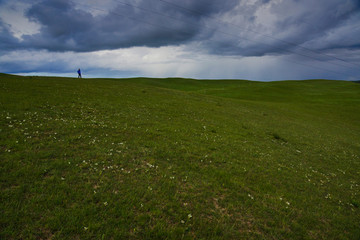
[
  {"xmin": 272, "ymin": 0, "xmax": 359, "ymax": 40},
  {"xmin": 17, "ymin": 0, "xmax": 239, "ymax": 52},
  {"xmin": 269, "ymin": 0, "xmax": 360, "ymax": 49},
  {"xmin": 0, "ymin": 59, "xmax": 66, "ymax": 74},
  {"xmin": 199, "ymin": 0, "xmax": 360, "ymax": 58},
  {"xmin": 0, "ymin": 20, "xmax": 21, "ymax": 51},
  {"xmin": 1, "ymin": 0, "xmax": 359, "ymax": 59}
]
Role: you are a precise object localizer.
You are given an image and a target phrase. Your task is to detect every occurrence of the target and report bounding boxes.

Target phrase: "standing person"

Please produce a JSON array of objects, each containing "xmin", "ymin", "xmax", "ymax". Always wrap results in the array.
[{"xmin": 77, "ymin": 68, "xmax": 82, "ymax": 78}]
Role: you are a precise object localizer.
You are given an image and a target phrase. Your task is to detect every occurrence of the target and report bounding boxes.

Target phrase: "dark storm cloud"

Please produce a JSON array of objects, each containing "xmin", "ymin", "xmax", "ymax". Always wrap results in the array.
[
  {"xmin": 200, "ymin": 0, "xmax": 360, "ymax": 57},
  {"xmin": 1, "ymin": 0, "xmax": 360, "ymax": 58},
  {"xmin": 0, "ymin": 19, "xmax": 21, "ymax": 52},
  {"xmin": 13, "ymin": 0, "xmax": 238, "ymax": 52},
  {"xmin": 271, "ymin": 0, "xmax": 360, "ymax": 46}
]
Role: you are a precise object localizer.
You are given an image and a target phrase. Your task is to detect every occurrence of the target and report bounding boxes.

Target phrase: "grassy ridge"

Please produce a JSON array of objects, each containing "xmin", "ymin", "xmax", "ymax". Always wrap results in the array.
[{"xmin": 1, "ymin": 74, "xmax": 359, "ymax": 239}]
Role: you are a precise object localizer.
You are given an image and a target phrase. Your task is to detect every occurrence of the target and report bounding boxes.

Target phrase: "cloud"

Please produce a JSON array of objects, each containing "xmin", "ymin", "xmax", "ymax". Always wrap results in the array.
[
  {"xmin": 1, "ymin": 0, "xmax": 359, "ymax": 56},
  {"xmin": 0, "ymin": 19, "xmax": 21, "ymax": 52},
  {"xmin": 0, "ymin": 0, "xmax": 359, "ymax": 80},
  {"xmin": 199, "ymin": 0, "xmax": 360, "ymax": 57},
  {"xmin": 15, "ymin": 0, "xmax": 239, "ymax": 52},
  {"xmin": 2, "ymin": 46, "xmax": 358, "ymax": 81}
]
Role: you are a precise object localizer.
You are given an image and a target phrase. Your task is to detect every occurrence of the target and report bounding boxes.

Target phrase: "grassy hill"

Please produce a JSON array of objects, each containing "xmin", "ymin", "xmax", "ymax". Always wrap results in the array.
[{"xmin": 1, "ymin": 73, "xmax": 359, "ymax": 239}]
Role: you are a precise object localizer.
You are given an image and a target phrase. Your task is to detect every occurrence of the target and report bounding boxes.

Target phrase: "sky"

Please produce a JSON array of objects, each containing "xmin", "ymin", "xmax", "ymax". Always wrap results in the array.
[{"xmin": 0, "ymin": 0, "xmax": 359, "ymax": 81}]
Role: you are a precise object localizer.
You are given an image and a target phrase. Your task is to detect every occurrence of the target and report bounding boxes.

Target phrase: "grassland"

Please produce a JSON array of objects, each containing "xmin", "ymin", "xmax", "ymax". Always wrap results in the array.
[{"xmin": 1, "ymin": 73, "xmax": 359, "ymax": 239}]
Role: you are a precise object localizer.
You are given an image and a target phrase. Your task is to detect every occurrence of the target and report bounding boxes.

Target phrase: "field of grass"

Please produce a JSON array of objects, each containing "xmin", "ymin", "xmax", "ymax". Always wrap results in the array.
[{"xmin": 1, "ymin": 73, "xmax": 359, "ymax": 239}]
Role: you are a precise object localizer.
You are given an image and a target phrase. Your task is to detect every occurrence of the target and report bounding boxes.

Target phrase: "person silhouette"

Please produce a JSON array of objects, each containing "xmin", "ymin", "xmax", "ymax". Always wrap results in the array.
[{"xmin": 77, "ymin": 68, "xmax": 82, "ymax": 78}]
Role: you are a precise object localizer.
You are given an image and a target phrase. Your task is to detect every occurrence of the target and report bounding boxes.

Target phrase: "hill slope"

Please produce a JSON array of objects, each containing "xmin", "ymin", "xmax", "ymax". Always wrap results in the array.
[{"xmin": 1, "ymin": 74, "xmax": 359, "ymax": 239}]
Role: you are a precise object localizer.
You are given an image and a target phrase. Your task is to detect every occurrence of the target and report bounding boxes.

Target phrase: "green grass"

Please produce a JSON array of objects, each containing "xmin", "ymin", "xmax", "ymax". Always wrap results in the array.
[{"xmin": 1, "ymin": 73, "xmax": 359, "ymax": 239}]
